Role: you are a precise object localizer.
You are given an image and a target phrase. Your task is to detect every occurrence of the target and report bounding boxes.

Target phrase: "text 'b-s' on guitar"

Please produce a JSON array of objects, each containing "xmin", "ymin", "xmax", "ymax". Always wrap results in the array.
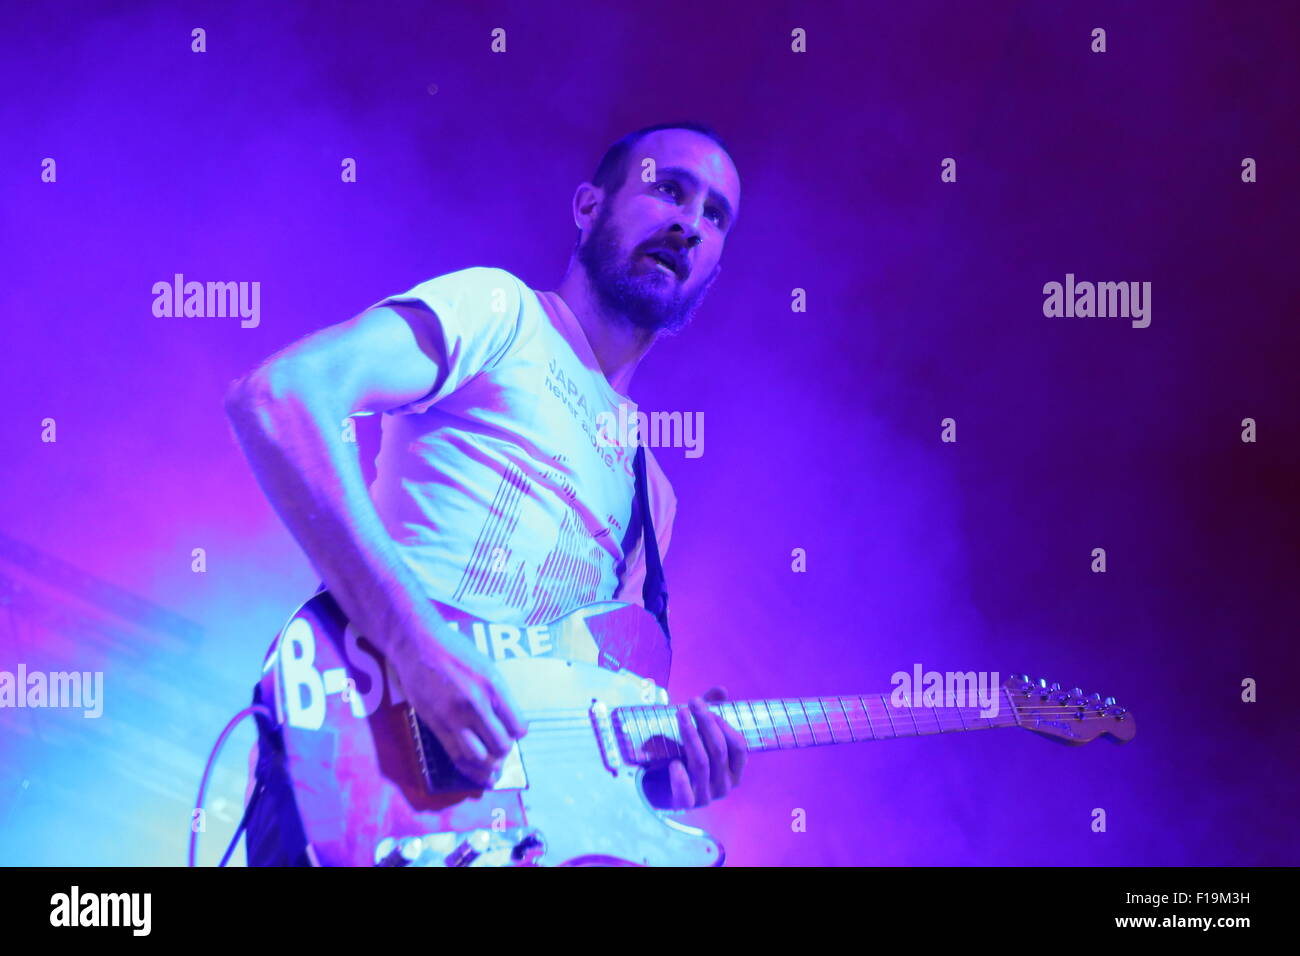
[{"xmin": 253, "ymin": 590, "xmax": 1135, "ymax": 866}]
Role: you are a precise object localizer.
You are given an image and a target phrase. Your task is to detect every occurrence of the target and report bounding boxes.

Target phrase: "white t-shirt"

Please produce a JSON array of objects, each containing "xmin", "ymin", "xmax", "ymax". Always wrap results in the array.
[{"xmin": 365, "ymin": 266, "xmax": 676, "ymax": 628}]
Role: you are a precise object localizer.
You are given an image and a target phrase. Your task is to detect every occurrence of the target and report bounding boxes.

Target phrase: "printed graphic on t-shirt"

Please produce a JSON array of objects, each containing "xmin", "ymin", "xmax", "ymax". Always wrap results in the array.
[
  {"xmin": 450, "ymin": 464, "xmax": 612, "ymax": 626},
  {"xmin": 368, "ymin": 268, "xmax": 674, "ymax": 628}
]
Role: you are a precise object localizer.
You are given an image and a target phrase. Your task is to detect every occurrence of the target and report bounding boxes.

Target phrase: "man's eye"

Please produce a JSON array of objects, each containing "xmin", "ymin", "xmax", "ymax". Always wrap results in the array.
[{"xmin": 656, "ymin": 181, "xmax": 680, "ymax": 198}]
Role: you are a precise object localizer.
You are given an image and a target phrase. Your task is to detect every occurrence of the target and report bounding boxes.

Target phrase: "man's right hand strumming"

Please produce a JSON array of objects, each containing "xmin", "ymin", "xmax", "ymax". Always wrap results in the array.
[{"xmin": 386, "ymin": 609, "xmax": 528, "ymax": 788}]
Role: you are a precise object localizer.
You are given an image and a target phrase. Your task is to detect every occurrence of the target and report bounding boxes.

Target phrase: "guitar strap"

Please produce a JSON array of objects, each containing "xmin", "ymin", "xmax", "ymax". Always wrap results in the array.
[{"xmin": 633, "ymin": 442, "xmax": 671, "ymax": 643}]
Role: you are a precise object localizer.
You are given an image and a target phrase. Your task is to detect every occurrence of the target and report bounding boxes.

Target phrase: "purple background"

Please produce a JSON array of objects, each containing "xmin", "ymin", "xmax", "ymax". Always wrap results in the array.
[{"xmin": 1, "ymin": 0, "xmax": 1297, "ymax": 866}]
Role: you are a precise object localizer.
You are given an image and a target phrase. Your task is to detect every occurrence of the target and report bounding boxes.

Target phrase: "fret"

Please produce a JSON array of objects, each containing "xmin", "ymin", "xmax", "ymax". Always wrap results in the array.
[
  {"xmin": 905, "ymin": 702, "xmax": 922, "ymax": 736},
  {"xmin": 955, "ymin": 705, "xmax": 967, "ymax": 732},
  {"xmin": 659, "ymin": 705, "xmax": 678, "ymax": 758},
  {"xmin": 718, "ymin": 702, "xmax": 740, "ymax": 742},
  {"xmin": 878, "ymin": 695, "xmax": 899, "ymax": 738},
  {"xmin": 816, "ymin": 698, "xmax": 843, "ymax": 744},
  {"xmin": 734, "ymin": 700, "xmax": 761, "ymax": 750},
  {"xmin": 652, "ymin": 706, "xmax": 674, "ymax": 760},
  {"xmin": 636, "ymin": 706, "xmax": 654, "ymax": 761},
  {"xmin": 834, "ymin": 697, "xmax": 856, "ymax": 743},
  {"xmin": 817, "ymin": 700, "xmax": 835, "ymax": 742},
  {"xmin": 766, "ymin": 699, "xmax": 795, "ymax": 749},
  {"xmin": 1003, "ymin": 689, "xmax": 1021, "ymax": 728},
  {"xmin": 805, "ymin": 699, "xmax": 826, "ymax": 744},
  {"xmin": 821, "ymin": 697, "xmax": 852, "ymax": 743},
  {"xmin": 776, "ymin": 699, "xmax": 800, "ymax": 747},
  {"xmin": 754, "ymin": 700, "xmax": 780, "ymax": 750},
  {"xmin": 786, "ymin": 699, "xmax": 815, "ymax": 747},
  {"xmin": 775, "ymin": 700, "xmax": 795, "ymax": 747},
  {"xmin": 840, "ymin": 696, "xmax": 869, "ymax": 741},
  {"xmin": 813, "ymin": 698, "xmax": 839, "ymax": 744},
  {"xmin": 917, "ymin": 705, "xmax": 943, "ymax": 735},
  {"xmin": 856, "ymin": 696, "xmax": 877, "ymax": 740},
  {"xmin": 740, "ymin": 700, "xmax": 769, "ymax": 750},
  {"xmin": 794, "ymin": 699, "xmax": 816, "ymax": 746}
]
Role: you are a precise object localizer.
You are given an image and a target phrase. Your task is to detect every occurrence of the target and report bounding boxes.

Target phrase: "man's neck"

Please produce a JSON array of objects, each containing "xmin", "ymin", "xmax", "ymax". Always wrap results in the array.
[{"xmin": 554, "ymin": 266, "xmax": 657, "ymax": 396}]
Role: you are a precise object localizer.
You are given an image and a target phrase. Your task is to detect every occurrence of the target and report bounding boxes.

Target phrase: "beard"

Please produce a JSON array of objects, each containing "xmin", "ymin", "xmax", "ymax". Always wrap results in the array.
[{"xmin": 575, "ymin": 204, "xmax": 718, "ymax": 336}]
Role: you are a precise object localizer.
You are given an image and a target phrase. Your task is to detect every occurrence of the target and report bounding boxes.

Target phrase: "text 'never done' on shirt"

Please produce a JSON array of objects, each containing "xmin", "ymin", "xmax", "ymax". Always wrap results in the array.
[{"xmin": 365, "ymin": 266, "xmax": 676, "ymax": 628}]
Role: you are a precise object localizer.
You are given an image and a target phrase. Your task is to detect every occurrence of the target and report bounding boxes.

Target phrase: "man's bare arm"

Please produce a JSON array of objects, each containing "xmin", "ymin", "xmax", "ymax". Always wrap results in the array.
[{"xmin": 223, "ymin": 305, "xmax": 526, "ymax": 781}]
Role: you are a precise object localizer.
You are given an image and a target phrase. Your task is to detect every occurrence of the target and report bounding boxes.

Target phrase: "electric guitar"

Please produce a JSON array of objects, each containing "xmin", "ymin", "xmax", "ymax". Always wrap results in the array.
[{"xmin": 254, "ymin": 589, "xmax": 1136, "ymax": 866}]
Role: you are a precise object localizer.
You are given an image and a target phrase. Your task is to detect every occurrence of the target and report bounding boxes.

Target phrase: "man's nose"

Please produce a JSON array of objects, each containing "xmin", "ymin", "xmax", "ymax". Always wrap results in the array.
[{"xmin": 669, "ymin": 219, "xmax": 703, "ymax": 248}]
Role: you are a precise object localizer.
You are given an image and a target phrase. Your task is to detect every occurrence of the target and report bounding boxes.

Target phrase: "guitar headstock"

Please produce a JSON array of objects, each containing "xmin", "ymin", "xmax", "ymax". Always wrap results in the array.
[{"xmin": 1004, "ymin": 674, "xmax": 1136, "ymax": 745}]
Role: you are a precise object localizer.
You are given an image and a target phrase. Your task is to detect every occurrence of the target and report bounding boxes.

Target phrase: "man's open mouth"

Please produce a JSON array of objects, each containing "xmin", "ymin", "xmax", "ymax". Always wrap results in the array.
[{"xmin": 644, "ymin": 249, "xmax": 684, "ymax": 279}]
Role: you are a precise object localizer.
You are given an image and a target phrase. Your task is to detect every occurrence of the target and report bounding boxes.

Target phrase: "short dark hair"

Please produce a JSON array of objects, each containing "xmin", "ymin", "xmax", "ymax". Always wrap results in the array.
[
  {"xmin": 576, "ymin": 122, "xmax": 732, "ymax": 244},
  {"xmin": 591, "ymin": 122, "xmax": 731, "ymax": 199}
]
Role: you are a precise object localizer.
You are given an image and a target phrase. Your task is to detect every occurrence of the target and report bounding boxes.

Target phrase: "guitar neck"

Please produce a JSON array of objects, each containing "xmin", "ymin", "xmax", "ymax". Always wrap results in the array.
[{"xmin": 614, "ymin": 689, "xmax": 1022, "ymax": 762}]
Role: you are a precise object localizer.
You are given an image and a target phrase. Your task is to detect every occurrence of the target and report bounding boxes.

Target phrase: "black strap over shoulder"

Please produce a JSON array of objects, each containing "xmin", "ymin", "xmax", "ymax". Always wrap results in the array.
[{"xmin": 633, "ymin": 442, "xmax": 671, "ymax": 643}]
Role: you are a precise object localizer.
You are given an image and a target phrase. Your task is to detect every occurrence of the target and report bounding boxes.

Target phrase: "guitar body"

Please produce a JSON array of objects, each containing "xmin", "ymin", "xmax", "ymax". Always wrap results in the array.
[
  {"xmin": 248, "ymin": 591, "xmax": 1137, "ymax": 866},
  {"xmin": 254, "ymin": 590, "xmax": 721, "ymax": 867}
]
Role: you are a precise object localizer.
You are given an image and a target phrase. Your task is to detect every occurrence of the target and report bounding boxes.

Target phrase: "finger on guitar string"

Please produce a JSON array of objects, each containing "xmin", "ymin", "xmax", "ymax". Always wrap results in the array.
[
  {"xmin": 703, "ymin": 686, "xmax": 748, "ymax": 787},
  {"xmin": 677, "ymin": 700, "xmax": 714, "ymax": 807},
  {"xmin": 690, "ymin": 695, "xmax": 731, "ymax": 801}
]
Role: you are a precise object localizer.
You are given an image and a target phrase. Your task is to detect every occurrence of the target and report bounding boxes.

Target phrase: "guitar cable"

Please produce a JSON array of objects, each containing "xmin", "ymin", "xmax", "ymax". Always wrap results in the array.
[{"xmin": 188, "ymin": 703, "xmax": 275, "ymax": 867}]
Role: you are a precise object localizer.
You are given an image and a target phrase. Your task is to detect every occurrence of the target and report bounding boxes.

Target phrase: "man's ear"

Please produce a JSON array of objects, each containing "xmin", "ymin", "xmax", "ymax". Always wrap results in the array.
[{"xmin": 572, "ymin": 182, "xmax": 603, "ymax": 231}]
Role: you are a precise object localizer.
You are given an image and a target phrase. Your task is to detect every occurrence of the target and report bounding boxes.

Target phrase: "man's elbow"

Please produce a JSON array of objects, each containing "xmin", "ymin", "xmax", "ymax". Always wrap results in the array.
[
  {"xmin": 225, "ymin": 360, "xmax": 346, "ymax": 436},
  {"xmin": 225, "ymin": 362, "xmax": 305, "ymax": 426}
]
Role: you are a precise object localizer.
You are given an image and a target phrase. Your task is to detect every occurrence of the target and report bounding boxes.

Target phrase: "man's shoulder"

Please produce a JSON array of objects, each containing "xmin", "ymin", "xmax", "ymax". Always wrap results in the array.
[{"xmin": 400, "ymin": 265, "xmax": 533, "ymax": 301}]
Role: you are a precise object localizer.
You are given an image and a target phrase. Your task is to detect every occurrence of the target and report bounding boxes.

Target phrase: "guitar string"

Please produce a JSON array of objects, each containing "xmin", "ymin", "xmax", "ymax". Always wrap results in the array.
[
  {"xmin": 521, "ymin": 703, "xmax": 1125, "ymax": 725},
  {"xmin": 519, "ymin": 707, "xmax": 1125, "ymax": 731},
  {"xmin": 511, "ymin": 706, "xmax": 1127, "ymax": 755}
]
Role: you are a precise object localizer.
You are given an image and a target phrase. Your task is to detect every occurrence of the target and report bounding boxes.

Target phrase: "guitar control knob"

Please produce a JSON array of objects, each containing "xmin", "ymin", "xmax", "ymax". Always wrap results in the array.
[
  {"xmin": 1071, "ymin": 687, "xmax": 1084, "ymax": 697},
  {"xmin": 1104, "ymin": 696, "xmax": 1117, "ymax": 707},
  {"xmin": 445, "ymin": 830, "xmax": 492, "ymax": 867},
  {"xmin": 511, "ymin": 830, "xmax": 546, "ymax": 864}
]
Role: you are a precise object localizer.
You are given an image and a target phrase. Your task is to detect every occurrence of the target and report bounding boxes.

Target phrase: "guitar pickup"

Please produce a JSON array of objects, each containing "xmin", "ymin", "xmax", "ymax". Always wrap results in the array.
[{"xmin": 590, "ymin": 700, "xmax": 622, "ymax": 774}]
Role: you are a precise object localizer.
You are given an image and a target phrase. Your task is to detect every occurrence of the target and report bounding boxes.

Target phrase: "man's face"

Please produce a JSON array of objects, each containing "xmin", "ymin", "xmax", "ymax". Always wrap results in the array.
[{"xmin": 576, "ymin": 128, "xmax": 741, "ymax": 334}]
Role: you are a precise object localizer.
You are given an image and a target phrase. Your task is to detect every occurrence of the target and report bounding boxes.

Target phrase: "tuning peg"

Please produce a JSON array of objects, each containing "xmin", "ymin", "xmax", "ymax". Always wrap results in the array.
[
  {"xmin": 1104, "ymin": 696, "xmax": 1117, "ymax": 707},
  {"xmin": 1017, "ymin": 674, "xmax": 1031, "ymax": 684},
  {"xmin": 1048, "ymin": 682, "xmax": 1061, "ymax": 692},
  {"xmin": 1037, "ymin": 678, "xmax": 1049, "ymax": 689},
  {"xmin": 1089, "ymin": 692, "xmax": 1102, "ymax": 700}
]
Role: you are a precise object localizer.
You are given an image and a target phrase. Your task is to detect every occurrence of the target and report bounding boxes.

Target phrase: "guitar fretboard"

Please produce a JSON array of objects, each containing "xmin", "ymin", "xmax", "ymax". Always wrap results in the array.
[{"xmin": 613, "ymin": 690, "xmax": 1021, "ymax": 763}]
